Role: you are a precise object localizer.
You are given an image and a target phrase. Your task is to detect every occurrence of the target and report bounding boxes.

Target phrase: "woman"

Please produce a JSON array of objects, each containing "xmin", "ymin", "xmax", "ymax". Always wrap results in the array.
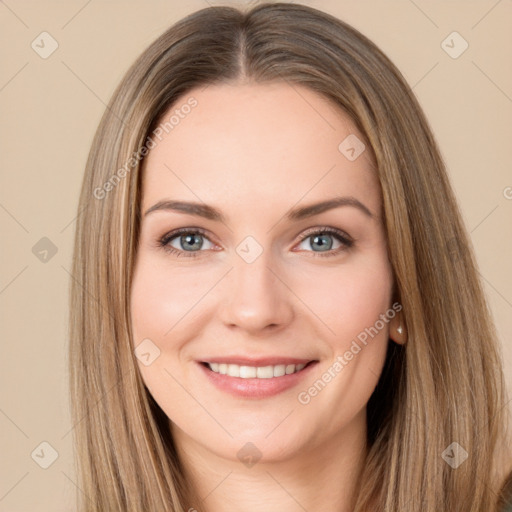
[{"xmin": 69, "ymin": 3, "xmax": 511, "ymax": 511}]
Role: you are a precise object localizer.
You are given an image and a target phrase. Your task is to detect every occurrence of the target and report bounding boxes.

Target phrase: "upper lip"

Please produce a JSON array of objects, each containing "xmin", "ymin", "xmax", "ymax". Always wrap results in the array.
[{"xmin": 199, "ymin": 356, "xmax": 317, "ymax": 366}]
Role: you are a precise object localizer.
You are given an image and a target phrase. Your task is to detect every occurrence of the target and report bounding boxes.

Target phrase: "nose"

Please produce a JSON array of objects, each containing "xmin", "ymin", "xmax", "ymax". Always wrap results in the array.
[{"xmin": 216, "ymin": 251, "xmax": 295, "ymax": 335}]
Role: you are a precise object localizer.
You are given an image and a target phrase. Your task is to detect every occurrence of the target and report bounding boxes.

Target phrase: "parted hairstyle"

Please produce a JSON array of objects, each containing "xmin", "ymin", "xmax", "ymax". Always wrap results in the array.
[{"xmin": 69, "ymin": 2, "xmax": 511, "ymax": 511}]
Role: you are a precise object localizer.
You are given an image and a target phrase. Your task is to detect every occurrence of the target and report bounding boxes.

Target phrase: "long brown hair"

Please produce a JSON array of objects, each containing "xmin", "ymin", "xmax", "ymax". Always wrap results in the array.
[{"xmin": 69, "ymin": 2, "xmax": 511, "ymax": 510}]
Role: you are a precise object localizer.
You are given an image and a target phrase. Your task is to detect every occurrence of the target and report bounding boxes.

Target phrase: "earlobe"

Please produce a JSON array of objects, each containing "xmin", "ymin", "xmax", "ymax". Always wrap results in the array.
[{"xmin": 389, "ymin": 313, "xmax": 407, "ymax": 345}]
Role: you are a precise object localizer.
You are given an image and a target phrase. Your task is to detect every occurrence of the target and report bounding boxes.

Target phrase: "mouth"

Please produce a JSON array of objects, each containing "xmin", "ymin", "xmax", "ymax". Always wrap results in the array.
[
  {"xmin": 201, "ymin": 361, "xmax": 313, "ymax": 378},
  {"xmin": 197, "ymin": 358, "xmax": 318, "ymax": 398}
]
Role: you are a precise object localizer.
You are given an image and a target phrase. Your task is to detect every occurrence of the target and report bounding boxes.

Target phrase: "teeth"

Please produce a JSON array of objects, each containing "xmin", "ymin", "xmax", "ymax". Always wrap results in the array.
[
  {"xmin": 285, "ymin": 364, "xmax": 295, "ymax": 375},
  {"xmin": 227, "ymin": 364, "xmax": 240, "ymax": 377},
  {"xmin": 256, "ymin": 366, "xmax": 273, "ymax": 379},
  {"xmin": 207, "ymin": 362, "xmax": 308, "ymax": 378},
  {"xmin": 240, "ymin": 366, "xmax": 257, "ymax": 378},
  {"xmin": 273, "ymin": 364, "xmax": 286, "ymax": 377}
]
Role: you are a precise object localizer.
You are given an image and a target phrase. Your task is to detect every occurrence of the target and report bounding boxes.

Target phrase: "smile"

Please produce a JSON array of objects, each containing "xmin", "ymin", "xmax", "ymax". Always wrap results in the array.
[
  {"xmin": 198, "ymin": 359, "xmax": 318, "ymax": 398},
  {"xmin": 205, "ymin": 362, "xmax": 307, "ymax": 378}
]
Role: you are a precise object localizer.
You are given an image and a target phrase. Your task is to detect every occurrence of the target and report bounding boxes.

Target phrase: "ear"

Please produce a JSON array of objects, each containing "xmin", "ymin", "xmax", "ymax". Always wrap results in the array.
[{"xmin": 389, "ymin": 311, "xmax": 407, "ymax": 345}]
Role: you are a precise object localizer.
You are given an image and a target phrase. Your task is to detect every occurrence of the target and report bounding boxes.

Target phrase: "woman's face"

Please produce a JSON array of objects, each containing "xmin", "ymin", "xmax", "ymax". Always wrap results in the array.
[{"xmin": 130, "ymin": 81, "xmax": 399, "ymax": 463}]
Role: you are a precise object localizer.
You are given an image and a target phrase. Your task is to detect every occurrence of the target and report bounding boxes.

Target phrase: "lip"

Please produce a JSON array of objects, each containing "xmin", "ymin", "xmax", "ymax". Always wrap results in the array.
[{"xmin": 197, "ymin": 358, "xmax": 319, "ymax": 399}]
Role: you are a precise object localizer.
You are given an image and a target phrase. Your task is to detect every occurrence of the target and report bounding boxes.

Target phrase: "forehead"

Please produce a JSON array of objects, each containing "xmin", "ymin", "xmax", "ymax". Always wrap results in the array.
[{"xmin": 141, "ymin": 82, "xmax": 380, "ymax": 216}]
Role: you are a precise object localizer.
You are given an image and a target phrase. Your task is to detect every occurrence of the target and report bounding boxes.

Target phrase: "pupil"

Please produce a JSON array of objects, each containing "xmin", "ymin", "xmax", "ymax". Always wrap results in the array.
[
  {"xmin": 313, "ymin": 234, "xmax": 332, "ymax": 251},
  {"xmin": 182, "ymin": 234, "xmax": 202, "ymax": 251}
]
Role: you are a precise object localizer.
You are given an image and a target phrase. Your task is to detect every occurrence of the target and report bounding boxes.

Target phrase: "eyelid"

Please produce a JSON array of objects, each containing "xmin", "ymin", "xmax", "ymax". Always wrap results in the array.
[
  {"xmin": 295, "ymin": 225, "xmax": 353, "ymax": 244},
  {"xmin": 159, "ymin": 226, "xmax": 212, "ymax": 244}
]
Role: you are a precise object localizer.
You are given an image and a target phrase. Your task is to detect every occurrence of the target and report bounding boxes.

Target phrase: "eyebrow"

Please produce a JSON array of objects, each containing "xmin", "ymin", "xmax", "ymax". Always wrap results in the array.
[{"xmin": 143, "ymin": 196, "xmax": 374, "ymax": 222}]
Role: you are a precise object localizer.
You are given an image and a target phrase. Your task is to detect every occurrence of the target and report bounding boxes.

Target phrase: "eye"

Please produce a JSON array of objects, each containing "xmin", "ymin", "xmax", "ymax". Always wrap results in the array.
[
  {"xmin": 294, "ymin": 227, "xmax": 353, "ymax": 257},
  {"xmin": 158, "ymin": 228, "xmax": 215, "ymax": 257},
  {"xmin": 157, "ymin": 226, "xmax": 354, "ymax": 258}
]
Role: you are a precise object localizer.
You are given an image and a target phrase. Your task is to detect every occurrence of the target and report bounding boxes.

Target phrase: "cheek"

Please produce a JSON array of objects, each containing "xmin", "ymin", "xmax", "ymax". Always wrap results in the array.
[
  {"xmin": 130, "ymin": 258, "xmax": 227, "ymax": 402},
  {"xmin": 291, "ymin": 254, "xmax": 394, "ymax": 348},
  {"xmin": 129, "ymin": 259, "xmax": 205, "ymax": 419},
  {"xmin": 130, "ymin": 259, "xmax": 213, "ymax": 344},
  {"xmin": 301, "ymin": 256, "xmax": 394, "ymax": 411}
]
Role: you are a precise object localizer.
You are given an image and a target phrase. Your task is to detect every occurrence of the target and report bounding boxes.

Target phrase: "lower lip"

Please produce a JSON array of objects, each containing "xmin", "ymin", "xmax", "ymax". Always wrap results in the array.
[{"xmin": 197, "ymin": 362, "xmax": 318, "ymax": 399}]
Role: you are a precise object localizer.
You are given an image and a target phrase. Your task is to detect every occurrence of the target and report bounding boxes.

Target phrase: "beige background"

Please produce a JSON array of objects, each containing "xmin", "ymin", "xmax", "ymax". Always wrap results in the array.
[{"xmin": 1, "ymin": 0, "xmax": 511, "ymax": 510}]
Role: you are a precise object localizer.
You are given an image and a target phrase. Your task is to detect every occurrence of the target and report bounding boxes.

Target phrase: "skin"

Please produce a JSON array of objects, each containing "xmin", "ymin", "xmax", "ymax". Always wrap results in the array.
[{"xmin": 130, "ymin": 81, "xmax": 405, "ymax": 512}]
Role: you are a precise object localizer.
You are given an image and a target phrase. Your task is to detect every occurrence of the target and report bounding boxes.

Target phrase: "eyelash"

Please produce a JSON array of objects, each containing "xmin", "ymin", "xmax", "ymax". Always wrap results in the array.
[{"xmin": 157, "ymin": 226, "xmax": 354, "ymax": 259}]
